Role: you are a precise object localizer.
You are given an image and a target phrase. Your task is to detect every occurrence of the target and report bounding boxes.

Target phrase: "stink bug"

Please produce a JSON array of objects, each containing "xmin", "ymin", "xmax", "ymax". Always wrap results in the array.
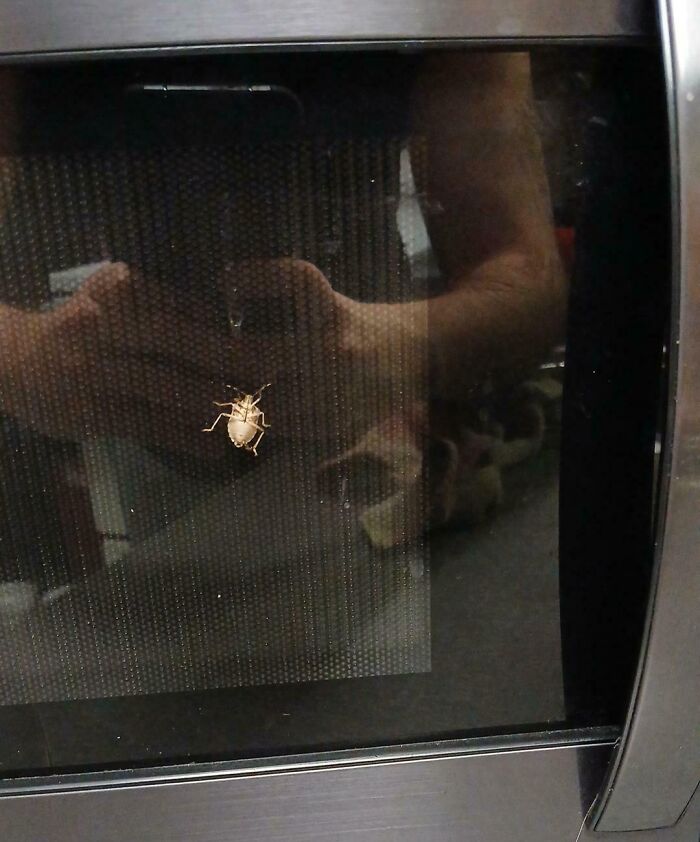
[{"xmin": 202, "ymin": 383, "xmax": 271, "ymax": 455}]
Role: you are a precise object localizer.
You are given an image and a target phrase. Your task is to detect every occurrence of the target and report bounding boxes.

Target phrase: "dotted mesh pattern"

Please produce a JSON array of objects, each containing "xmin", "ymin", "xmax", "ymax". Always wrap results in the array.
[{"xmin": 0, "ymin": 139, "xmax": 431, "ymax": 704}]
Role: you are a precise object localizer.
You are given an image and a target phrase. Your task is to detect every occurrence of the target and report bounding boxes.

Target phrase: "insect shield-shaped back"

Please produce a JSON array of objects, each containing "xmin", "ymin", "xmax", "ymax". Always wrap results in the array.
[
  {"xmin": 227, "ymin": 398, "xmax": 261, "ymax": 447},
  {"xmin": 202, "ymin": 384, "xmax": 271, "ymax": 456}
]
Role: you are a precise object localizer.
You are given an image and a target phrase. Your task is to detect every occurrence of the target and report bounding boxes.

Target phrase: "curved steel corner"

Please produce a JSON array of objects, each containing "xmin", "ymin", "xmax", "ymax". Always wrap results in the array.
[{"xmin": 593, "ymin": 0, "xmax": 700, "ymax": 832}]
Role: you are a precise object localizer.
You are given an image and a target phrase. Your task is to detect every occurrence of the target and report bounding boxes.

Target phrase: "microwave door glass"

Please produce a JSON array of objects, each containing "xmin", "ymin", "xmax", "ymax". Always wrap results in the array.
[{"xmin": 0, "ymin": 47, "xmax": 666, "ymax": 772}]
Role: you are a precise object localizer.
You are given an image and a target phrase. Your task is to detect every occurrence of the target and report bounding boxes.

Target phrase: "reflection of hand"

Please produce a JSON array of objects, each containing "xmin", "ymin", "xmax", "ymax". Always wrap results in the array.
[
  {"xmin": 223, "ymin": 259, "xmax": 427, "ymax": 437},
  {"xmin": 0, "ymin": 262, "xmax": 230, "ymax": 461}
]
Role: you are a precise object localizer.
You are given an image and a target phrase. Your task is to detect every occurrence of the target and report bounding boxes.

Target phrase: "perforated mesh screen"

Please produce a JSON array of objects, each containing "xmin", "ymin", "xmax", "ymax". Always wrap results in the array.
[{"xmin": 0, "ymin": 140, "xmax": 431, "ymax": 704}]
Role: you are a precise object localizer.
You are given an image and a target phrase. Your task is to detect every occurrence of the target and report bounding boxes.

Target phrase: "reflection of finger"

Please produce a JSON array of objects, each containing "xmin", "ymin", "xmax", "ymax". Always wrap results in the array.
[
  {"xmin": 108, "ymin": 403, "xmax": 224, "ymax": 465},
  {"xmin": 111, "ymin": 316, "xmax": 231, "ymax": 375},
  {"xmin": 229, "ymin": 332, "xmax": 335, "ymax": 378},
  {"xmin": 83, "ymin": 278, "xmax": 230, "ymax": 371},
  {"xmin": 170, "ymin": 284, "xmax": 228, "ymax": 327},
  {"xmin": 87, "ymin": 272, "xmax": 229, "ymax": 372},
  {"xmin": 94, "ymin": 357, "xmax": 220, "ymax": 420}
]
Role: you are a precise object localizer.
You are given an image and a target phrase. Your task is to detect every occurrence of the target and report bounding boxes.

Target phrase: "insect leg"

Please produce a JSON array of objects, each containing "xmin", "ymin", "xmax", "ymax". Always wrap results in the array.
[
  {"xmin": 202, "ymin": 412, "xmax": 231, "ymax": 432},
  {"xmin": 250, "ymin": 428, "xmax": 265, "ymax": 455},
  {"xmin": 258, "ymin": 411, "xmax": 271, "ymax": 429},
  {"xmin": 213, "ymin": 401, "xmax": 237, "ymax": 409}
]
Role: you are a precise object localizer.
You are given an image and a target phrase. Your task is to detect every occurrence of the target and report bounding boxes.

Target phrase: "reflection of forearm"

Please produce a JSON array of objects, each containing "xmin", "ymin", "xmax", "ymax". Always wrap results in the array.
[{"xmin": 385, "ymin": 248, "xmax": 565, "ymax": 401}]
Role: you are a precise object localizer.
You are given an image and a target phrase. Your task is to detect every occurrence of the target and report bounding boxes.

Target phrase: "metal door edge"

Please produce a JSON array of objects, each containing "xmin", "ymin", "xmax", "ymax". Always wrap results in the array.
[
  {"xmin": 0, "ymin": 726, "xmax": 618, "ymax": 797},
  {"xmin": 0, "ymin": 0, "xmax": 651, "ymax": 59},
  {"xmin": 592, "ymin": 0, "xmax": 700, "ymax": 831}
]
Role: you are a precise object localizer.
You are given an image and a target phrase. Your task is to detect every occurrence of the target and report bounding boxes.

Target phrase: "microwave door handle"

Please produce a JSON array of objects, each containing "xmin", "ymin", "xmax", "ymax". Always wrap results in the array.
[{"xmin": 592, "ymin": 0, "xmax": 700, "ymax": 831}]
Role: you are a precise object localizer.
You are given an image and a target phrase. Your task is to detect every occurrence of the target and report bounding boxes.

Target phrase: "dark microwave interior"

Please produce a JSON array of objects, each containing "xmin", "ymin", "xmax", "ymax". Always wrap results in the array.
[{"xmin": 0, "ymin": 43, "xmax": 669, "ymax": 775}]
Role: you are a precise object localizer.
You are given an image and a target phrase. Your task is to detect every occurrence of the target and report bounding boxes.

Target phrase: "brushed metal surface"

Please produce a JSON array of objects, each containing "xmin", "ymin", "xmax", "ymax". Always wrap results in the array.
[
  {"xmin": 0, "ymin": 741, "xmax": 612, "ymax": 842},
  {"xmin": 583, "ymin": 784, "xmax": 700, "ymax": 841},
  {"xmin": 593, "ymin": 0, "xmax": 700, "ymax": 831},
  {"xmin": 0, "ymin": 729, "xmax": 616, "ymax": 796},
  {"xmin": 0, "ymin": 0, "xmax": 650, "ymax": 58}
]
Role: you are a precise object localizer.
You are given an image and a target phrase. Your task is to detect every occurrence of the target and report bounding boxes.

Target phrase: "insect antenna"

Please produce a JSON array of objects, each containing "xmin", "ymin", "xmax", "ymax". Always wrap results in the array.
[{"xmin": 253, "ymin": 383, "xmax": 272, "ymax": 400}]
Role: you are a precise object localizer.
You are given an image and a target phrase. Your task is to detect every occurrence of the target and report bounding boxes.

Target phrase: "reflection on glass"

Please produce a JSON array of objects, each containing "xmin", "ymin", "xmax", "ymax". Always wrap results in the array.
[{"xmin": 0, "ymin": 51, "xmax": 569, "ymax": 732}]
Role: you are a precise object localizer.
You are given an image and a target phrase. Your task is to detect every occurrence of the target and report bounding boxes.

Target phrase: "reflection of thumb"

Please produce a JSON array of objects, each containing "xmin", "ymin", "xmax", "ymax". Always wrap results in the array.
[
  {"xmin": 78, "ymin": 261, "xmax": 132, "ymax": 309},
  {"xmin": 52, "ymin": 263, "xmax": 129, "ymax": 324},
  {"xmin": 51, "ymin": 262, "xmax": 130, "ymax": 326}
]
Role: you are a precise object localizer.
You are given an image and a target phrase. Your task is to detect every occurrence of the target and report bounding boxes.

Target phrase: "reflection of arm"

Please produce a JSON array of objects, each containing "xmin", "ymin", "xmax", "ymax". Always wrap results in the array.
[
  {"xmin": 410, "ymin": 52, "xmax": 566, "ymax": 396},
  {"xmin": 0, "ymin": 70, "xmax": 29, "ymax": 414}
]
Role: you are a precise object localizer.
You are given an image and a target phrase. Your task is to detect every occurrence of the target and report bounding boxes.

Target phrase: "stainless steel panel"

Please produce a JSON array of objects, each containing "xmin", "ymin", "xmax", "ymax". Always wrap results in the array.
[
  {"xmin": 593, "ymin": 0, "xmax": 700, "ymax": 831},
  {"xmin": 0, "ymin": 730, "xmax": 616, "ymax": 796},
  {"xmin": 1, "ymin": 739, "xmax": 613, "ymax": 842},
  {"xmin": 583, "ymin": 784, "xmax": 700, "ymax": 841},
  {"xmin": 0, "ymin": 0, "xmax": 650, "ymax": 58}
]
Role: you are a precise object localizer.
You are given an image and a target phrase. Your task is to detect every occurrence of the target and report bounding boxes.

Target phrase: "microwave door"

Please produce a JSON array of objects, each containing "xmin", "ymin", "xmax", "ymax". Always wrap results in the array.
[
  {"xmin": 589, "ymin": 0, "xmax": 700, "ymax": 831},
  {"xmin": 0, "ymin": 3, "xmax": 696, "ymax": 842}
]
